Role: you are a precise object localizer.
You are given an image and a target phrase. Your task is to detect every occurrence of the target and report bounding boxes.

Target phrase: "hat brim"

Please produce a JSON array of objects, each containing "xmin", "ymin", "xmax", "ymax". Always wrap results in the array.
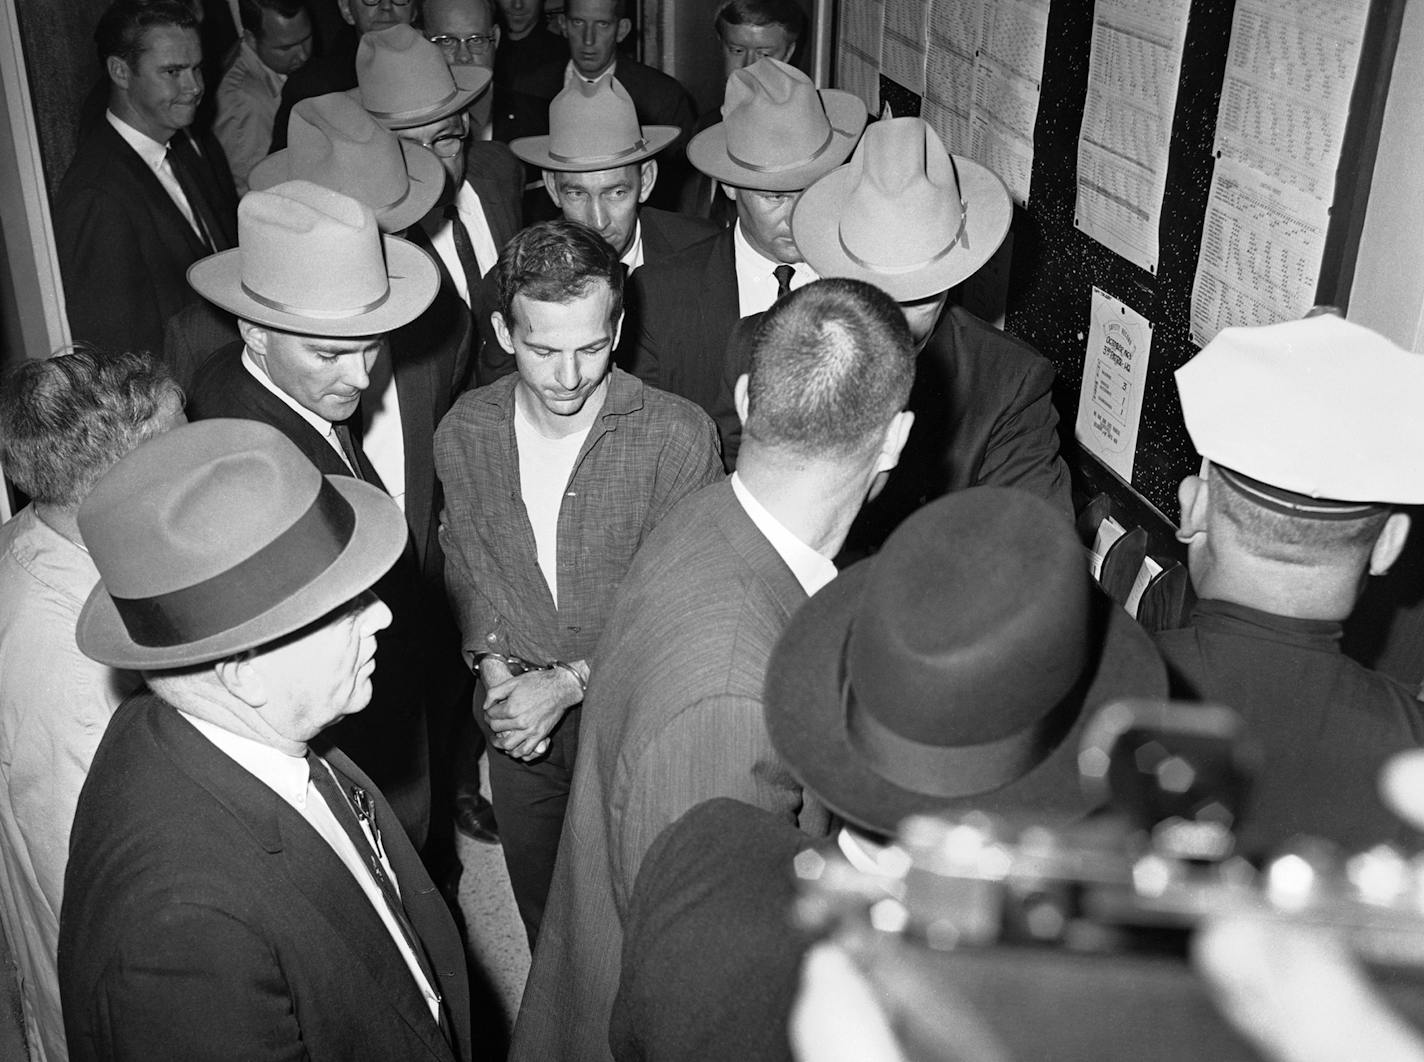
[
  {"xmin": 791, "ymin": 154, "xmax": 1013, "ymax": 300},
  {"xmin": 187, "ymin": 234, "xmax": 439, "ymax": 337},
  {"xmin": 348, "ymin": 64, "xmax": 491, "ymax": 131},
  {"xmin": 247, "ymin": 139, "xmax": 446, "ymax": 233},
  {"xmin": 75, "ymin": 477, "xmax": 410, "ymax": 670},
  {"xmin": 765, "ymin": 564, "xmax": 1167, "ymax": 834},
  {"xmin": 509, "ymin": 124, "xmax": 680, "ymax": 172},
  {"xmin": 687, "ymin": 89, "xmax": 867, "ymax": 191}
]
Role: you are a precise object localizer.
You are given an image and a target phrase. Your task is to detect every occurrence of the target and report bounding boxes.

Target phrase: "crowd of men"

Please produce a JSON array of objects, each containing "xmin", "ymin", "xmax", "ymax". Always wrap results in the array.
[{"xmin": 3, "ymin": 0, "xmax": 1424, "ymax": 1059}]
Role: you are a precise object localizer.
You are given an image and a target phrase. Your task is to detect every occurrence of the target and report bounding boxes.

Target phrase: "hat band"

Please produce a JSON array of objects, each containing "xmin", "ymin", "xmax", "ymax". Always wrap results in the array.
[
  {"xmin": 241, "ymin": 280, "xmax": 391, "ymax": 321},
  {"xmin": 726, "ymin": 124, "xmax": 835, "ymax": 174},
  {"xmin": 111, "ymin": 478, "xmax": 357, "ymax": 648},
  {"xmin": 365, "ymin": 83, "xmax": 462, "ymax": 124},
  {"xmin": 843, "ymin": 676, "xmax": 1047, "ymax": 799},
  {"xmin": 838, "ymin": 201, "xmax": 967, "ymax": 275},
  {"xmin": 1215, "ymin": 464, "xmax": 1386, "ymax": 521},
  {"xmin": 548, "ymin": 136, "xmax": 649, "ymax": 166}
]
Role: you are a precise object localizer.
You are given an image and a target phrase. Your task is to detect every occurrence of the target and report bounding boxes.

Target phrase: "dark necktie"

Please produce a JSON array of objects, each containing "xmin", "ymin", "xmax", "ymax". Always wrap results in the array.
[
  {"xmin": 444, "ymin": 203, "xmax": 483, "ymax": 301},
  {"xmin": 774, "ymin": 263, "xmax": 795, "ymax": 301},
  {"xmin": 333, "ymin": 421, "xmax": 366, "ymax": 482},
  {"xmin": 305, "ymin": 750, "xmax": 448, "ymax": 1039},
  {"xmin": 166, "ymin": 134, "xmax": 235, "ymax": 251}
]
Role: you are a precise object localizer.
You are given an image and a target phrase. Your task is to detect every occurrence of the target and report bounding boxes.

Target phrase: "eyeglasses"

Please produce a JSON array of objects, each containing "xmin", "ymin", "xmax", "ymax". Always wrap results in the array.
[
  {"xmin": 423, "ymin": 132, "xmax": 469, "ymax": 158},
  {"xmin": 428, "ymin": 32, "xmax": 497, "ymax": 53}
]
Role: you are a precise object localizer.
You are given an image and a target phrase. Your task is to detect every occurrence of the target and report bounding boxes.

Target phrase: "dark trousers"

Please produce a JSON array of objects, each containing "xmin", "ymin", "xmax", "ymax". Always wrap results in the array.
[{"xmin": 475, "ymin": 682, "xmax": 580, "ymax": 945}]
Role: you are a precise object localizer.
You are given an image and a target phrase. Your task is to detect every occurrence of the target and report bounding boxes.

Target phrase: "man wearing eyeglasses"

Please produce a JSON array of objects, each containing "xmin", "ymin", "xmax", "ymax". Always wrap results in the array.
[{"xmin": 270, "ymin": 0, "xmax": 419, "ymax": 151}]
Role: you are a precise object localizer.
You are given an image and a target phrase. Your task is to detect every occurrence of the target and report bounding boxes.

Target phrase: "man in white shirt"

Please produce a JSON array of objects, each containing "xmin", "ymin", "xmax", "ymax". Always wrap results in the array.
[
  {"xmin": 184, "ymin": 181, "xmax": 448, "ymax": 855},
  {"xmin": 511, "ymin": 278, "xmax": 914, "ymax": 1062},
  {"xmin": 627, "ymin": 58, "xmax": 866, "ymax": 450},
  {"xmin": 214, "ymin": 0, "xmax": 314, "ymax": 194},
  {"xmin": 54, "ymin": 0, "xmax": 239, "ymax": 356},
  {"xmin": 58, "ymin": 417, "xmax": 473, "ymax": 1062},
  {"xmin": 473, "ymin": 75, "xmax": 718, "ymax": 384}
]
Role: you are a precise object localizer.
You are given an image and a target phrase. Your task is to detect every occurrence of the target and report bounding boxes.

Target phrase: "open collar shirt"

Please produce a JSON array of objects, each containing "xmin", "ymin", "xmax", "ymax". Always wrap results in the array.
[{"xmin": 435, "ymin": 367, "xmax": 723, "ymax": 667}]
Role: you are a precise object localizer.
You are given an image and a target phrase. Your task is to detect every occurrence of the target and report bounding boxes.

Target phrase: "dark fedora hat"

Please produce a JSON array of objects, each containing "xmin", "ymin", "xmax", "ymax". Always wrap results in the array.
[
  {"xmin": 76, "ymin": 419, "xmax": 409, "ymax": 670},
  {"xmin": 765, "ymin": 487, "xmax": 1167, "ymax": 834}
]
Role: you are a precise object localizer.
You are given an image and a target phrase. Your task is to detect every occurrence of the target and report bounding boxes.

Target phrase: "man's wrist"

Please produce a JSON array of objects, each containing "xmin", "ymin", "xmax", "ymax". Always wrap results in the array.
[{"xmin": 551, "ymin": 659, "xmax": 588, "ymax": 702}]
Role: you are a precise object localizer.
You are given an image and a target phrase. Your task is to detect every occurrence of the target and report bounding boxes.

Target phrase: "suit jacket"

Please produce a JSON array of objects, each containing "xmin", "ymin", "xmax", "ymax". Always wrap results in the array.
[
  {"xmin": 473, "ymin": 206, "xmax": 719, "ymax": 387},
  {"xmin": 465, "ymin": 141, "xmax": 525, "ymax": 258},
  {"xmin": 626, "ymin": 226, "xmax": 738, "ymax": 430},
  {"xmin": 54, "ymin": 120, "xmax": 237, "ymax": 356},
  {"xmin": 611, "ymin": 798, "xmax": 811, "ymax": 1062},
  {"xmin": 509, "ymin": 480, "xmax": 831, "ymax": 1062},
  {"xmin": 59, "ymin": 693, "xmax": 471, "ymax": 1062},
  {"xmin": 269, "ymin": 40, "xmax": 357, "ymax": 152},
  {"xmin": 185, "ymin": 342, "xmax": 449, "ymax": 845}
]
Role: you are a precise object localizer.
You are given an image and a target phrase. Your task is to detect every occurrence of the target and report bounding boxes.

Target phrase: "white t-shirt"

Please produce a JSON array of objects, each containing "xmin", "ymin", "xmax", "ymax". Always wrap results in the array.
[{"xmin": 514, "ymin": 406, "xmax": 591, "ymax": 607}]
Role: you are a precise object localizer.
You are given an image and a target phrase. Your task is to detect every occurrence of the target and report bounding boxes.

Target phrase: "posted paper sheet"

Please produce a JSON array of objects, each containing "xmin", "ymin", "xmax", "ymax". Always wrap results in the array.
[
  {"xmin": 1074, "ymin": 0, "xmax": 1190, "ymax": 272},
  {"xmin": 837, "ymin": 0, "xmax": 884, "ymax": 114},
  {"xmin": 1076, "ymin": 288, "xmax": 1153, "ymax": 482},
  {"xmin": 882, "ymin": 0, "xmax": 929, "ymax": 95},
  {"xmin": 922, "ymin": 0, "xmax": 1048, "ymax": 207}
]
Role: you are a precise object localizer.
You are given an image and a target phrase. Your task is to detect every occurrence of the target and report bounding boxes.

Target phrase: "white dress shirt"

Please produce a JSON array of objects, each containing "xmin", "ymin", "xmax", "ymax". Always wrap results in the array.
[
  {"xmin": 107, "ymin": 110, "xmax": 203, "ymax": 241},
  {"xmin": 178, "ymin": 712, "xmax": 441, "ymax": 1022},
  {"xmin": 419, "ymin": 179, "xmax": 501, "ymax": 306},
  {"xmin": 729, "ymin": 472, "xmax": 837, "ymax": 596},
  {"xmin": 622, "ymin": 219, "xmax": 645, "ymax": 274},
  {"xmin": 732, "ymin": 220, "xmax": 817, "ymax": 319}
]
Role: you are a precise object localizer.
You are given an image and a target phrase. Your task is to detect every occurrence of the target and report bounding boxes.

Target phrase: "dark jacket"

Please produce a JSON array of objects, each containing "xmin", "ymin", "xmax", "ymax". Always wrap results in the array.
[{"xmin": 59, "ymin": 693, "xmax": 471, "ymax": 1062}]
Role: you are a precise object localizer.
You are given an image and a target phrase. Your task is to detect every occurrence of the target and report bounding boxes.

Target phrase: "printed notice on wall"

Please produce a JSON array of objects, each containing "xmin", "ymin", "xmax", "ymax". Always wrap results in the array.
[
  {"xmin": 837, "ymin": 0, "xmax": 884, "ymax": 114},
  {"xmin": 1074, "ymin": 0, "xmax": 1190, "ymax": 272},
  {"xmin": 922, "ymin": 0, "xmax": 1048, "ymax": 206},
  {"xmin": 882, "ymin": 0, "xmax": 929, "ymax": 94},
  {"xmin": 1076, "ymin": 288, "xmax": 1153, "ymax": 482}
]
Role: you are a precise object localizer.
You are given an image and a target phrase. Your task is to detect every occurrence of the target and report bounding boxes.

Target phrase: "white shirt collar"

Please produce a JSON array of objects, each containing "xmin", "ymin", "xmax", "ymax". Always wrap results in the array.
[
  {"xmin": 729, "ymin": 472, "xmax": 838, "ymax": 596},
  {"xmin": 565, "ymin": 58, "xmax": 616, "ymax": 86},
  {"xmin": 732, "ymin": 220, "xmax": 816, "ymax": 318},
  {"xmin": 107, "ymin": 109, "xmax": 170, "ymax": 170},
  {"xmin": 621, "ymin": 219, "xmax": 644, "ymax": 273},
  {"xmin": 179, "ymin": 710, "xmax": 310, "ymax": 809},
  {"xmin": 242, "ymin": 347, "xmax": 341, "ymax": 441}
]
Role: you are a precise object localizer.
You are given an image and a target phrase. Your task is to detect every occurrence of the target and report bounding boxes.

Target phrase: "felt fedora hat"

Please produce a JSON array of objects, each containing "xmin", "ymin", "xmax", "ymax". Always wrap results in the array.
[
  {"xmin": 765, "ymin": 487, "xmax": 1167, "ymax": 834},
  {"xmin": 188, "ymin": 180, "xmax": 438, "ymax": 337},
  {"xmin": 793, "ymin": 117, "xmax": 1012, "ymax": 300},
  {"xmin": 351, "ymin": 23, "xmax": 490, "ymax": 130},
  {"xmin": 510, "ymin": 77, "xmax": 679, "ymax": 172},
  {"xmin": 250, "ymin": 92, "xmax": 444, "ymax": 232},
  {"xmin": 688, "ymin": 57, "xmax": 866, "ymax": 191},
  {"xmin": 76, "ymin": 419, "xmax": 409, "ymax": 670}
]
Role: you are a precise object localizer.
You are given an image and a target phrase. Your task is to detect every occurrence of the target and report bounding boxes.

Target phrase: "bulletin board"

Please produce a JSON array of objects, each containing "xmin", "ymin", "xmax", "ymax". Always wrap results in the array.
[{"xmin": 833, "ymin": 0, "xmax": 1404, "ymax": 532}]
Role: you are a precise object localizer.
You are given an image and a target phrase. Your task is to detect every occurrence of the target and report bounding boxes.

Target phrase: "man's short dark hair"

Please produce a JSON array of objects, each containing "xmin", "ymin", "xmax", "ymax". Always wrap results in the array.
[
  {"xmin": 743, "ymin": 278, "xmax": 912, "ymax": 458},
  {"xmin": 1210, "ymin": 464, "xmax": 1392, "ymax": 564},
  {"xmin": 494, "ymin": 219, "xmax": 625, "ymax": 327},
  {"xmin": 95, "ymin": 0, "xmax": 199, "ymax": 68},
  {"xmin": 714, "ymin": 0, "xmax": 806, "ymax": 41},
  {"xmin": 0, "ymin": 349, "xmax": 183, "ymax": 508},
  {"xmin": 237, "ymin": 0, "xmax": 308, "ymax": 37},
  {"xmin": 565, "ymin": 0, "xmax": 628, "ymax": 20}
]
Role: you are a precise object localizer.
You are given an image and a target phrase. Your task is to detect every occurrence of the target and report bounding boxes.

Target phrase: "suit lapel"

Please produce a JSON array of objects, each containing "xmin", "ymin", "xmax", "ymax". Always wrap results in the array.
[
  {"xmin": 100, "ymin": 121, "xmax": 211, "ymax": 262},
  {"xmin": 710, "ymin": 481, "xmax": 807, "ymax": 617},
  {"xmin": 143, "ymin": 702, "xmax": 452, "ymax": 1060},
  {"xmin": 222, "ymin": 354, "xmax": 354, "ymax": 479}
]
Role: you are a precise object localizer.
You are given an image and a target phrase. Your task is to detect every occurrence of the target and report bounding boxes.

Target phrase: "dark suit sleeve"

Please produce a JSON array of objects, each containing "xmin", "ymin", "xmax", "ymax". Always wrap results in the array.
[
  {"xmin": 81, "ymin": 903, "xmax": 308, "ymax": 1062},
  {"xmin": 472, "ymin": 271, "xmax": 515, "ymax": 388},
  {"xmin": 979, "ymin": 355, "xmax": 1073, "ymax": 518},
  {"xmin": 627, "ymin": 269, "xmax": 663, "ymax": 389},
  {"xmin": 55, "ymin": 185, "xmax": 166, "ymax": 354}
]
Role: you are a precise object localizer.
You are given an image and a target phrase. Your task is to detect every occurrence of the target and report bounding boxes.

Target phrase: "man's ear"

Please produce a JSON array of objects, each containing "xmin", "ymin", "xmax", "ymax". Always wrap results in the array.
[
  {"xmin": 873, "ymin": 410, "xmax": 914, "ymax": 476},
  {"xmin": 492, "ymin": 310, "xmax": 516, "ymax": 354},
  {"xmin": 106, "ymin": 55, "xmax": 131, "ymax": 89},
  {"xmin": 558, "ymin": 13, "xmax": 570, "ymax": 38},
  {"xmin": 611, "ymin": 310, "xmax": 625, "ymax": 352},
  {"xmin": 542, "ymin": 170, "xmax": 561, "ymax": 207},
  {"xmin": 1176, "ymin": 473, "xmax": 1210, "ymax": 544},
  {"xmin": 492, "ymin": 24, "xmax": 502, "ymax": 48},
  {"xmin": 1370, "ymin": 511, "xmax": 1412, "ymax": 577},
  {"xmin": 214, "ymin": 653, "xmax": 265, "ymax": 708},
  {"xmin": 336, "ymin": 0, "xmax": 356, "ymax": 26},
  {"xmin": 616, "ymin": 17, "xmax": 631, "ymax": 43},
  {"xmin": 238, "ymin": 319, "xmax": 268, "ymax": 357},
  {"xmin": 637, "ymin": 160, "xmax": 658, "ymax": 203},
  {"xmin": 734, "ymin": 372, "xmax": 750, "ymax": 427},
  {"xmin": 721, "ymin": 182, "xmax": 738, "ymax": 202}
]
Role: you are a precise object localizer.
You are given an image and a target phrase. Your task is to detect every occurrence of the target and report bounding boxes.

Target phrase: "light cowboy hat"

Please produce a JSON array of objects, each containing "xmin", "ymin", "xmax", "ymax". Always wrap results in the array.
[
  {"xmin": 188, "ymin": 180, "xmax": 438, "ymax": 337},
  {"xmin": 76, "ymin": 419, "xmax": 409, "ymax": 670},
  {"xmin": 792, "ymin": 117, "xmax": 1013, "ymax": 300},
  {"xmin": 249, "ymin": 92, "xmax": 444, "ymax": 232},
  {"xmin": 687, "ymin": 57, "xmax": 867, "ymax": 191},
  {"xmin": 351, "ymin": 23, "xmax": 491, "ymax": 130},
  {"xmin": 764, "ymin": 487, "xmax": 1167, "ymax": 834},
  {"xmin": 510, "ymin": 77, "xmax": 679, "ymax": 172}
]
